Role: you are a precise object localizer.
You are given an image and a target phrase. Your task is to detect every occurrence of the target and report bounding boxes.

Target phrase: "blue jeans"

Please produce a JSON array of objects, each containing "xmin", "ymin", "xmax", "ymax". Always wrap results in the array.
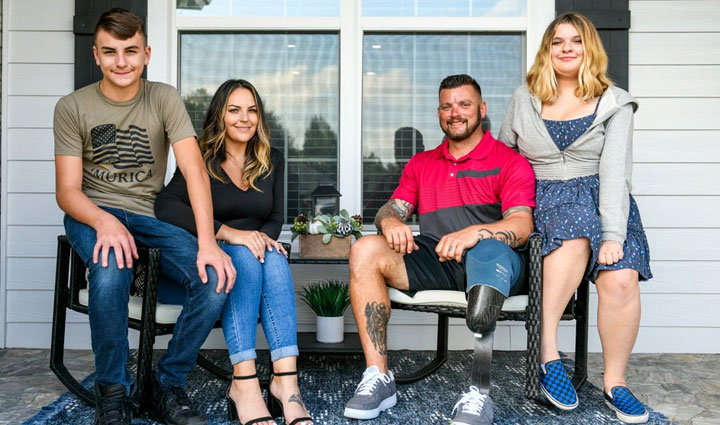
[
  {"xmin": 63, "ymin": 207, "xmax": 227, "ymax": 390},
  {"xmin": 219, "ymin": 243, "xmax": 298, "ymax": 364},
  {"xmin": 465, "ymin": 239, "xmax": 524, "ymax": 297}
]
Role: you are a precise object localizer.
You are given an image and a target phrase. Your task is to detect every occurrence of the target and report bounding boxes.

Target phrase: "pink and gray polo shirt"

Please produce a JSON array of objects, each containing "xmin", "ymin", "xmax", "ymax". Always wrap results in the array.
[{"xmin": 391, "ymin": 131, "xmax": 536, "ymax": 241}]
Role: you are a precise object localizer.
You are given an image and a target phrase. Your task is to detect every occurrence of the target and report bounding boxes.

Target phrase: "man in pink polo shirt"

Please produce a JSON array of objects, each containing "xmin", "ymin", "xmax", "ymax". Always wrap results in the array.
[{"xmin": 343, "ymin": 75, "xmax": 536, "ymax": 425}]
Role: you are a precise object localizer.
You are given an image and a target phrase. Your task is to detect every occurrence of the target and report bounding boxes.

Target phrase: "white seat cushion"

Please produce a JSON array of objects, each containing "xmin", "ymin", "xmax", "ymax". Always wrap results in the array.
[
  {"xmin": 78, "ymin": 289, "xmax": 183, "ymax": 325},
  {"xmin": 387, "ymin": 288, "xmax": 528, "ymax": 313}
]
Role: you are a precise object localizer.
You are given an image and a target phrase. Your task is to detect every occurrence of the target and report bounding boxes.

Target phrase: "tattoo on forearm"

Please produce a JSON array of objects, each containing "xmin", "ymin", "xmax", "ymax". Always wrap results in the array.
[
  {"xmin": 364, "ymin": 302, "xmax": 390, "ymax": 356},
  {"xmin": 478, "ymin": 228, "xmax": 521, "ymax": 248},
  {"xmin": 288, "ymin": 392, "xmax": 305, "ymax": 408},
  {"xmin": 374, "ymin": 199, "xmax": 415, "ymax": 229},
  {"xmin": 502, "ymin": 205, "xmax": 532, "ymax": 218}
]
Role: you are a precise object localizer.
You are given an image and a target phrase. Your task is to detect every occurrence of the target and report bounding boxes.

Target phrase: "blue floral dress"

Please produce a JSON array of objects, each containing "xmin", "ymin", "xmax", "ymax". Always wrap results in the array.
[{"xmin": 536, "ymin": 105, "xmax": 653, "ymax": 282}]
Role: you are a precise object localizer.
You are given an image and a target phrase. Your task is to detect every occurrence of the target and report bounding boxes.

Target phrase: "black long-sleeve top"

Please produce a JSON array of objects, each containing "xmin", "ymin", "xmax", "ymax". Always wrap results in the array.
[{"xmin": 155, "ymin": 148, "xmax": 284, "ymax": 240}]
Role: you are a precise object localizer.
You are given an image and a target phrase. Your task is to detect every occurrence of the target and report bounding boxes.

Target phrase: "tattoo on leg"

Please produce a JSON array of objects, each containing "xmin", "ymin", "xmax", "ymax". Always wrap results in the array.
[
  {"xmin": 364, "ymin": 302, "xmax": 389, "ymax": 355},
  {"xmin": 288, "ymin": 392, "xmax": 305, "ymax": 408}
]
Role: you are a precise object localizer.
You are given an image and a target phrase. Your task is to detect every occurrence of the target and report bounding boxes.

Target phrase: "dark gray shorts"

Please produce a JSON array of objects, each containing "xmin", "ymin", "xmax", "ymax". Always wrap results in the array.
[{"xmin": 403, "ymin": 234, "xmax": 527, "ymax": 297}]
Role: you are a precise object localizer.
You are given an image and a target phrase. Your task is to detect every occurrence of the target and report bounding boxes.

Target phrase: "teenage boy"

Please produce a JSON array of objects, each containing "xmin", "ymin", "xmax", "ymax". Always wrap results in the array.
[{"xmin": 54, "ymin": 8, "xmax": 236, "ymax": 425}]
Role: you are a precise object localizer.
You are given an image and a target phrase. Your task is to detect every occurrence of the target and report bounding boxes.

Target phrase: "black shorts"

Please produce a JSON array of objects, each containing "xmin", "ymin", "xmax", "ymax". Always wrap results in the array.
[{"xmin": 403, "ymin": 234, "xmax": 527, "ymax": 296}]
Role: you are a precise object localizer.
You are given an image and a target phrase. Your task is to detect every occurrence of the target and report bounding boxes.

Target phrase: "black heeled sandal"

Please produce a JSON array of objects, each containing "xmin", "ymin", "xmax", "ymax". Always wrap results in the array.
[
  {"xmin": 268, "ymin": 371, "xmax": 314, "ymax": 425},
  {"xmin": 226, "ymin": 374, "xmax": 274, "ymax": 425}
]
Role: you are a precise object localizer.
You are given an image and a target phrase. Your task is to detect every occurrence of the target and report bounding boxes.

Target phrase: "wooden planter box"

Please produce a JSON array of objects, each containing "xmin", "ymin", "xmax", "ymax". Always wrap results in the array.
[{"xmin": 299, "ymin": 234, "xmax": 351, "ymax": 259}]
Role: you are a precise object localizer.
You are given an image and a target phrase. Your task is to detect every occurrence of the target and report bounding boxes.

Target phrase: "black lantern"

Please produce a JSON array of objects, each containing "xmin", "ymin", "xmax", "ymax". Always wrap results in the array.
[{"xmin": 310, "ymin": 184, "xmax": 342, "ymax": 217}]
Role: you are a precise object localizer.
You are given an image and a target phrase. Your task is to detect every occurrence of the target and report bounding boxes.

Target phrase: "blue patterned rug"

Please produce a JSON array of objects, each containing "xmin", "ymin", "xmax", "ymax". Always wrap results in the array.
[{"xmin": 25, "ymin": 350, "xmax": 671, "ymax": 424}]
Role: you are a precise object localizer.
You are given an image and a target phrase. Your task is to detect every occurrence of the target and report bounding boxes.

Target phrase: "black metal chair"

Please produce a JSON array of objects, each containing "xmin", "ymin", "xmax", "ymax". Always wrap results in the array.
[
  {"xmin": 50, "ymin": 235, "xmax": 242, "ymax": 413},
  {"xmin": 387, "ymin": 233, "xmax": 589, "ymax": 400}
]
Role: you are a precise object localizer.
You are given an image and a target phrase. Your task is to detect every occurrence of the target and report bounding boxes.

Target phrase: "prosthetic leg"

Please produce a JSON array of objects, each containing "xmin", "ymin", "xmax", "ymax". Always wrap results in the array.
[{"xmin": 465, "ymin": 284, "xmax": 506, "ymax": 394}]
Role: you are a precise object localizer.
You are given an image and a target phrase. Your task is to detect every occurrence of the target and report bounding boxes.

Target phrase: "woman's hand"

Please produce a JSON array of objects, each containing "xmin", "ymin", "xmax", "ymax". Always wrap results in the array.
[
  {"xmin": 260, "ymin": 232, "xmax": 288, "ymax": 258},
  {"xmin": 597, "ymin": 240, "xmax": 624, "ymax": 265},
  {"xmin": 218, "ymin": 226, "xmax": 267, "ymax": 262}
]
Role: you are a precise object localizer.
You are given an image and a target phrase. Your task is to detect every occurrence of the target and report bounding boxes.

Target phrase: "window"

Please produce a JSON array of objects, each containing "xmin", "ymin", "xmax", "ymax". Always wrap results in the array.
[
  {"xmin": 177, "ymin": 0, "xmax": 340, "ymax": 17},
  {"xmin": 361, "ymin": 33, "xmax": 524, "ymax": 222},
  {"xmin": 179, "ymin": 33, "xmax": 339, "ymax": 222},
  {"xmin": 362, "ymin": 0, "xmax": 526, "ymax": 17},
  {"xmin": 173, "ymin": 0, "xmax": 539, "ymax": 227}
]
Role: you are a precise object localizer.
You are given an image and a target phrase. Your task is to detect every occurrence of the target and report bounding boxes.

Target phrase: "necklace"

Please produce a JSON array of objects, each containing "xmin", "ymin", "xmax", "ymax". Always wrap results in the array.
[{"xmin": 226, "ymin": 152, "xmax": 245, "ymax": 170}]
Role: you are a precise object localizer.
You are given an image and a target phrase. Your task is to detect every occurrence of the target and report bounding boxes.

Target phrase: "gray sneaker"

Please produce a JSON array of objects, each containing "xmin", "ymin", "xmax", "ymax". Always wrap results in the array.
[
  {"xmin": 343, "ymin": 366, "xmax": 397, "ymax": 420},
  {"xmin": 450, "ymin": 386, "xmax": 494, "ymax": 425}
]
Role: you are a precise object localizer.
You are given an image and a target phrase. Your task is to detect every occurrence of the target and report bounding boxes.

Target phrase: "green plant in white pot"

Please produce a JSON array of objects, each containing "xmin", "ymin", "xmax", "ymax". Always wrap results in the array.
[{"xmin": 300, "ymin": 279, "xmax": 350, "ymax": 343}]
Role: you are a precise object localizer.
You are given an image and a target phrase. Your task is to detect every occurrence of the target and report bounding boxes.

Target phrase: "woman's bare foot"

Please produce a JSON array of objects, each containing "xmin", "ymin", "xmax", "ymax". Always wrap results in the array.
[
  {"xmin": 269, "ymin": 373, "xmax": 313, "ymax": 425},
  {"xmin": 229, "ymin": 377, "xmax": 274, "ymax": 425}
]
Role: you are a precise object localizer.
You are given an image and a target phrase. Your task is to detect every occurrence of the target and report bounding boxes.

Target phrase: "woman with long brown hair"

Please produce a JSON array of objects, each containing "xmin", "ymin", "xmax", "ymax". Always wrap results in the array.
[
  {"xmin": 500, "ymin": 13, "xmax": 651, "ymax": 424},
  {"xmin": 156, "ymin": 79, "xmax": 313, "ymax": 425}
]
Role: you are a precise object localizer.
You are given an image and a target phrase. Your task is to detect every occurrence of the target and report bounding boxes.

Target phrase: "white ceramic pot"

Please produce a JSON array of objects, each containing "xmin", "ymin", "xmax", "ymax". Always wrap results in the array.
[{"xmin": 316, "ymin": 315, "xmax": 344, "ymax": 343}]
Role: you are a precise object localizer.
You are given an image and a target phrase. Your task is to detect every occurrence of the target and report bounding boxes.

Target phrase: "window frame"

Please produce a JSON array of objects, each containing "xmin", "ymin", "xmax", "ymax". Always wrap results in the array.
[{"xmin": 148, "ymin": 0, "xmax": 554, "ymax": 231}]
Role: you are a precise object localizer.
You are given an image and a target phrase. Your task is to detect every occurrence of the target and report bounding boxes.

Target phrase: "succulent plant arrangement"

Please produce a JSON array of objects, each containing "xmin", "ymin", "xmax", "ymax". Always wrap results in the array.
[{"xmin": 291, "ymin": 209, "xmax": 363, "ymax": 244}]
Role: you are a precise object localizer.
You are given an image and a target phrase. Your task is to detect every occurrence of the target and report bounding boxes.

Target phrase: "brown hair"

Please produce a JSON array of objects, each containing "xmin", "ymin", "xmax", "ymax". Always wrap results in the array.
[
  {"xmin": 526, "ymin": 12, "xmax": 612, "ymax": 103},
  {"xmin": 439, "ymin": 74, "xmax": 482, "ymax": 99},
  {"xmin": 94, "ymin": 8, "xmax": 147, "ymax": 45},
  {"xmin": 199, "ymin": 79, "xmax": 272, "ymax": 191}
]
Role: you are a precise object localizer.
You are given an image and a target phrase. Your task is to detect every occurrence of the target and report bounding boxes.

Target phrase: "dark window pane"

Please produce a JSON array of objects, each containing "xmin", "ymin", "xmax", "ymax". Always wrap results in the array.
[
  {"xmin": 361, "ymin": 33, "xmax": 523, "ymax": 223},
  {"xmin": 179, "ymin": 33, "xmax": 339, "ymax": 223}
]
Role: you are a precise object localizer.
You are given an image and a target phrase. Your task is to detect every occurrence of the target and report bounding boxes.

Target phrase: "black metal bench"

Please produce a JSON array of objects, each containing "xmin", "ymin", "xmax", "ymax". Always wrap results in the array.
[
  {"xmin": 50, "ymin": 235, "xmax": 240, "ymax": 413},
  {"xmin": 388, "ymin": 233, "xmax": 589, "ymax": 400}
]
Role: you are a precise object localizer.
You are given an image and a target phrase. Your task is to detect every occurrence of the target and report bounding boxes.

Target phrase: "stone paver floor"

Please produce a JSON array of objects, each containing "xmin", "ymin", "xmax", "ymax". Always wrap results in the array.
[{"xmin": 1, "ymin": 349, "xmax": 718, "ymax": 424}]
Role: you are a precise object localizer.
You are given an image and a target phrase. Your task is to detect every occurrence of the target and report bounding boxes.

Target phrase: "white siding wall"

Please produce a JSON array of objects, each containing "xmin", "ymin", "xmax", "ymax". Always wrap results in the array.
[{"xmin": 1, "ymin": 0, "xmax": 719, "ymax": 353}]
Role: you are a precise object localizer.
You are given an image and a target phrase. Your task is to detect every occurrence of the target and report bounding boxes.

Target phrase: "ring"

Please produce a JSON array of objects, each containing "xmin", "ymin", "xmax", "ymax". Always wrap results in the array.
[{"xmin": 448, "ymin": 246, "xmax": 455, "ymax": 252}]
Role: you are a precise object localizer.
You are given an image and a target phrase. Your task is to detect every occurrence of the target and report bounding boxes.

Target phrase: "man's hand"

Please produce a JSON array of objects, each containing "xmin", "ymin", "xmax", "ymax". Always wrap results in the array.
[
  {"xmin": 597, "ymin": 240, "xmax": 624, "ymax": 265},
  {"xmin": 375, "ymin": 198, "xmax": 418, "ymax": 254},
  {"xmin": 381, "ymin": 218, "xmax": 418, "ymax": 255},
  {"xmin": 93, "ymin": 213, "xmax": 139, "ymax": 269},
  {"xmin": 196, "ymin": 242, "xmax": 236, "ymax": 293},
  {"xmin": 435, "ymin": 227, "xmax": 479, "ymax": 263}
]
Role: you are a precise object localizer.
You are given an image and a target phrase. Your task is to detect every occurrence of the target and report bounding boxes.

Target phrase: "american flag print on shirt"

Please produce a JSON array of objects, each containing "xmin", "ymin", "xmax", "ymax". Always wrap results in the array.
[{"xmin": 91, "ymin": 123, "xmax": 154, "ymax": 170}]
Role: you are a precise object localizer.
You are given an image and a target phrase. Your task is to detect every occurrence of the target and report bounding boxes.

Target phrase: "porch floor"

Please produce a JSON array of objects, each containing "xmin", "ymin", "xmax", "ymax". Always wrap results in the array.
[{"xmin": 0, "ymin": 349, "xmax": 717, "ymax": 424}]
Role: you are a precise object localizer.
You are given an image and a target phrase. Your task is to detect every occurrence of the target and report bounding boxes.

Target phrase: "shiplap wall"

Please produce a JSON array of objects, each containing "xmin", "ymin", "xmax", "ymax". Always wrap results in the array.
[{"xmin": 1, "ymin": 0, "xmax": 719, "ymax": 352}]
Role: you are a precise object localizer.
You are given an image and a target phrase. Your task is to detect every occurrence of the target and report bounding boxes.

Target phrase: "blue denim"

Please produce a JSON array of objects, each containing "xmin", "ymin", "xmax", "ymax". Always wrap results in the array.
[
  {"xmin": 219, "ymin": 243, "xmax": 298, "ymax": 364},
  {"xmin": 63, "ymin": 207, "xmax": 227, "ymax": 391},
  {"xmin": 465, "ymin": 239, "xmax": 523, "ymax": 297}
]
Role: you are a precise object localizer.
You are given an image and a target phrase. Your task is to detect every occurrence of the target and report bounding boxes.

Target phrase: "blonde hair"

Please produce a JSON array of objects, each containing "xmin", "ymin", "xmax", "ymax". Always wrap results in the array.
[
  {"xmin": 198, "ymin": 79, "xmax": 272, "ymax": 191},
  {"xmin": 527, "ymin": 12, "xmax": 612, "ymax": 103}
]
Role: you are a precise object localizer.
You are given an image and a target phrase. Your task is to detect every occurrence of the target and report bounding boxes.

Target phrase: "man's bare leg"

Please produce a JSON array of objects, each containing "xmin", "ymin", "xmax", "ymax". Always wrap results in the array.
[
  {"xmin": 349, "ymin": 235, "xmax": 410, "ymax": 373},
  {"xmin": 344, "ymin": 235, "xmax": 409, "ymax": 420}
]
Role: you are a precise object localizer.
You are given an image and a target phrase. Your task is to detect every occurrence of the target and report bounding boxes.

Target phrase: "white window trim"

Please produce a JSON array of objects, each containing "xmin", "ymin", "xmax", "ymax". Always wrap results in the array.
[
  {"xmin": 0, "ymin": 0, "xmax": 10, "ymax": 348},
  {"xmin": 147, "ymin": 0, "xmax": 554, "ymax": 224}
]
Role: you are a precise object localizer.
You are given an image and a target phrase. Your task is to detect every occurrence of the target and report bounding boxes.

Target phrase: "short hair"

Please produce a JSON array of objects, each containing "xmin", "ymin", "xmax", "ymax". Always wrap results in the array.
[
  {"xmin": 94, "ymin": 8, "xmax": 147, "ymax": 46},
  {"xmin": 526, "ymin": 12, "xmax": 611, "ymax": 103},
  {"xmin": 438, "ymin": 74, "xmax": 482, "ymax": 99}
]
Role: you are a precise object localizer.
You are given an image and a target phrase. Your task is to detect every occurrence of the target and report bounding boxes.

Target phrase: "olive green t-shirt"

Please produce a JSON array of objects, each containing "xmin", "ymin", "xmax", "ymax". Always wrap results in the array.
[{"xmin": 54, "ymin": 80, "xmax": 196, "ymax": 217}]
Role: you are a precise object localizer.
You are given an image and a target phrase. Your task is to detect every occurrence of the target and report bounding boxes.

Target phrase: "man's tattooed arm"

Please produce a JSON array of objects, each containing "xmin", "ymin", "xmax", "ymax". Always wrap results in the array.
[
  {"xmin": 364, "ymin": 302, "xmax": 390, "ymax": 356},
  {"xmin": 502, "ymin": 205, "xmax": 532, "ymax": 219},
  {"xmin": 374, "ymin": 199, "xmax": 416, "ymax": 232},
  {"xmin": 475, "ymin": 206, "xmax": 533, "ymax": 248},
  {"xmin": 477, "ymin": 228, "xmax": 521, "ymax": 248}
]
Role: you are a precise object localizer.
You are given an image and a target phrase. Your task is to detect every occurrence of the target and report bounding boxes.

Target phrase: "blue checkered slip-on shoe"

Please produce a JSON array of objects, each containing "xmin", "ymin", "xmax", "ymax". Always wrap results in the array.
[
  {"xmin": 450, "ymin": 386, "xmax": 494, "ymax": 425},
  {"xmin": 539, "ymin": 359, "xmax": 579, "ymax": 410},
  {"xmin": 605, "ymin": 386, "xmax": 649, "ymax": 424}
]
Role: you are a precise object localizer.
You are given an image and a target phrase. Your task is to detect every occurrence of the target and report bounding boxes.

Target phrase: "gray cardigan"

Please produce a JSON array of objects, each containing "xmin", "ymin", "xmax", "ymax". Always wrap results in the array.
[{"xmin": 498, "ymin": 85, "xmax": 639, "ymax": 244}]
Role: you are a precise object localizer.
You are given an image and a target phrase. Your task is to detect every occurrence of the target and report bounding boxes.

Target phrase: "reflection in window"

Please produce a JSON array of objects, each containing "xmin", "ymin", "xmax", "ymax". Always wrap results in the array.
[
  {"xmin": 177, "ymin": 0, "xmax": 340, "ymax": 17},
  {"xmin": 361, "ymin": 33, "xmax": 523, "ymax": 222},
  {"xmin": 179, "ymin": 33, "xmax": 339, "ymax": 223},
  {"xmin": 362, "ymin": 0, "xmax": 526, "ymax": 17}
]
